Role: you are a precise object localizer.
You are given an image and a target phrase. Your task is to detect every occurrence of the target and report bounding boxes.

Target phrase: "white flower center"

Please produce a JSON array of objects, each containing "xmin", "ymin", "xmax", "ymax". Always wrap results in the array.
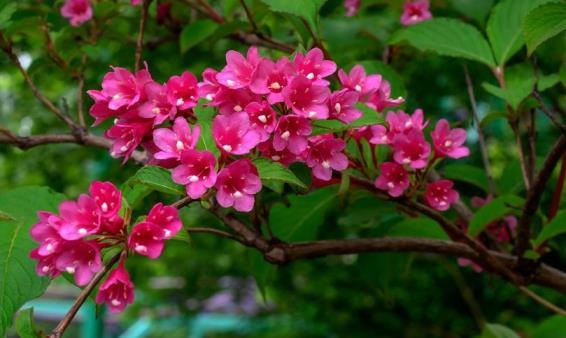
[
  {"xmin": 205, "ymin": 94, "xmax": 214, "ymax": 101},
  {"xmin": 101, "ymin": 202, "xmax": 109, "ymax": 213},
  {"xmin": 189, "ymin": 175, "xmax": 199, "ymax": 182},
  {"xmin": 233, "ymin": 191, "xmax": 243, "ymax": 198},
  {"xmin": 306, "ymin": 72, "xmax": 315, "ymax": 80},
  {"xmin": 226, "ymin": 79, "xmax": 235, "ymax": 87},
  {"xmin": 111, "ymin": 299, "xmax": 122, "ymax": 306},
  {"xmin": 152, "ymin": 107, "xmax": 161, "ymax": 115},
  {"xmin": 355, "ymin": 84, "xmax": 362, "ymax": 92},
  {"xmin": 387, "ymin": 182, "xmax": 395, "ymax": 188},
  {"xmin": 135, "ymin": 245, "xmax": 148, "ymax": 254},
  {"xmin": 222, "ymin": 145, "xmax": 233, "ymax": 152},
  {"xmin": 176, "ymin": 98, "xmax": 184, "ymax": 106},
  {"xmin": 258, "ymin": 115, "xmax": 267, "ymax": 123},
  {"xmin": 270, "ymin": 82, "xmax": 281, "ymax": 90},
  {"xmin": 308, "ymin": 111, "xmax": 317, "ymax": 118},
  {"xmin": 66, "ymin": 266, "xmax": 76, "ymax": 274},
  {"xmin": 120, "ymin": 145, "xmax": 128, "ymax": 152},
  {"xmin": 444, "ymin": 140, "xmax": 453, "ymax": 147},
  {"xmin": 78, "ymin": 228, "xmax": 87, "ymax": 235},
  {"xmin": 234, "ymin": 105, "xmax": 242, "ymax": 112},
  {"xmin": 334, "ymin": 103, "xmax": 342, "ymax": 113},
  {"xmin": 176, "ymin": 140, "xmax": 185, "ymax": 151},
  {"xmin": 322, "ymin": 161, "xmax": 331, "ymax": 169},
  {"xmin": 271, "ymin": 155, "xmax": 281, "ymax": 161},
  {"xmin": 281, "ymin": 131, "xmax": 290, "ymax": 140}
]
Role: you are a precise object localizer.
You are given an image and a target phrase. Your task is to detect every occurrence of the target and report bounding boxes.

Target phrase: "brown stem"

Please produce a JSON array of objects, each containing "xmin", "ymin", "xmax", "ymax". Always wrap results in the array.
[
  {"xmin": 527, "ymin": 109, "xmax": 537, "ymax": 184},
  {"xmin": 195, "ymin": 0, "xmax": 225, "ymax": 24},
  {"xmin": 518, "ymin": 286, "xmax": 566, "ymax": 315},
  {"xmin": 301, "ymin": 18, "xmax": 330, "ymax": 58},
  {"xmin": 510, "ymin": 118, "xmax": 532, "ymax": 190},
  {"xmin": 239, "ymin": 0, "xmax": 258, "ymax": 32},
  {"xmin": 532, "ymin": 90, "xmax": 566, "ymax": 134},
  {"xmin": 77, "ymin": 55, "xmax": 88, "ymax": 128},
  {"xmin": 548, "ymin": 154, "xmax": 566, "ymax": 220},
  {"xmin": 187, "ymin": 226, "xmax": 243, "ymax": 242},
  {"xmin": 48, "ymin": 252, "xmax": 122, "ymax": 338},
  {"xmin": 135, "ymin": 0, "xmax": 152, "ymax": 72}
]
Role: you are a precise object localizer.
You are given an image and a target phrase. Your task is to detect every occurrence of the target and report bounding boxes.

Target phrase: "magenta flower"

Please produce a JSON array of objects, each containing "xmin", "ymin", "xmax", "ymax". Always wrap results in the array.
[
  {"xmin": 366, "ymin": 79, "xmax": 404, "ymax": 112},
  {"xmin": 283, "ymin": 75, "xmax": 330, "ymax": 119},
  {"xmin": 431, "ymin": 119, "xmax": 469, "ymax": 159},
  {"xmin": 338, "ymin": 65, "xmax": 382, "ymax": 100},
  {"xmin": 89, "ymin": 181, "xmax": 121, "ymax": 219},
  {"xmin": 172, "ymin": 150, "xmax": 217, "ymax": 199},
  {"xmin": 387, "ymin": 109, "xmax": 428, "ymax": 137},
  {"xmin": 128, "ymin": 222, "xmax": 166, "ymax": 258},
  {"xmin": 30, "ymin": 249, "xmax": 60, "ymax": 278},
  {"xmin": 348, "ymin": 126, "xmax": 373, "ymax": 141},
  {"xmin": 391, "ymin": 130, "xmax": 431, "ymax": 169},
  {"xmin": 245, "ymin": 102, "xmax": 277, "ymax": 142},
  {"xmin": 424, "ymin": 180, "xmax": 459, "ymax": 211},
  {"xmin": 401, "ymin": 0, "xmax": 432, "ymax": 26},
  {"xmin": 139, "ymin": 82, "xmax": 177, "ymax": 125},
  {"xmin": 212, "ymin": 87, "xmax": 258, "ymax": 115},
  {"xmin": 306, "ymin": 135, "xmax": 348, "ymax": 181},
  {"xmin": 153, "ymin": 118, "xmax": 200, "ymax": 161},
  {"xmin": 458, "ymin": 258, "xmax": 483, "ymax": 273},
  {"xmin": 212, "ymin": 113, "xmax": 260, "ymax": 155},
  {"xmin": 250, "ymin": 57, "xmax": 295, "ymax": 104},
  {"xmin": 258, "ymin": 141, "xmax": 305, "ymax": 166},
  {"xmin": 374, "ymin": 162, "xmax": 410, "ymax": 197},
  {"xmin": 344, "ymin": 0, "xmax": 361, "ymax": 16},
  {"xmin": 105, "ymin": 118, "xmax": 153, "ymax": 161},
  {"xmin": 471, "ymin": 195, "xmax": 517, "ymax": 243},
  {"xmin": 30, "ymin": 212, "xmax": 65, "ymax": 257},
  {"xmin": 198, "ymin": 68, "xmax": 221, "ymax": 101},
  {"xmin": 369, "ymin": 124, "xmax": 390, "ymax": 145},
  {"xmin": 273, "ymin": 115, "xmax": 312, "ymax": 155},
  {"xmin": 328, "ymin": 89, "xmax": 361, "ymax": 124},
  {"xmin": 166, "ymin": 71, "xmax": 199, "ymax": 111},
  {"xmin": 145, "ymin": 203, "xmax": 182, "ymax": 240},
  {"xmin": 96, "ymin": 260, "xmax": 134, "ymax": 313},
  {"xmin": 216, "ymin": 47, "xmax": 262, "ymax": 89},
  {"xmin": 58, "ymin": 194, "xmax": 101, "ymax": 240},
  {"xmin": 131, "ymin": 0, "xmax": 142, "ymax": 4},
  {"xmin": 215, "ymin": 159, "xmax": 262, "ymax": 212},
  {"xmin": 55, "ymin": 240, "xmax": 102, "ymax": 286},
  {"xmin": 293, "ymin": 48, "xmax": 337, "ymax": 86},
  {"xmin": 88, "ymin": 67, "xmax": 153, "ymax": 111},
  {"xmin": 60, "ymin": 0, "xmax": 92, "ymax": 26}
]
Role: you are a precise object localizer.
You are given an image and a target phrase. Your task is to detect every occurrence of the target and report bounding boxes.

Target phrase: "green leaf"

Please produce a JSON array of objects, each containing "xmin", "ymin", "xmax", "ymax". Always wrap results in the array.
[
  {"xmin": 532, "ymin": 315, "xmax": 566, "ymax": 338},
  {"xmin": 15, "ymin": 308, "xmax": 40, "ymax": 338},
  {"xmin": 253, "ymin": 158, "xmax": 308, "ymax": 192},
  {"xmin": 270, "ymin": 187, "xmax": 337, "ymax": 241},
  {"xmin": 179, "ymin": 20, "xmax": 219, "ymax": 53},
  {"xmin": 387, "ymin": 218, "xmax": 449, "ymax": 240},
  {"xmin": 480, "ymin": 111, "xmax": 508, "ymax": 127},
  {"xmin": 194, "ymin": 102, "xmax": 220, "ymax": 158},
  {"xmin": 311, "ymin": 103, "xmax": 384, "ymax": 135},
  {"xmin": 443, "ymin": 164, "xmax": 489, "ymax": 191},
  {"xmin": 248, "ymin": 250, "xmax": 276, "ymax": 302},
  {"xmin": 532, "ymin": 211, "xmax": 566, "ymax": 247},
  {"xmin": 123, "ymin": 166, "xmax": 184, "ymax": 206},
  {"xmin": 450, "ymin": 0, "xmax": 495, "ymax": 25},
  {"xmin": 468, "ymin": 195, "xmax": 524, "ymax": 237},
  {"xmin": 537, "ymin": 73, "xmax": 561, "ymax": 92},
  {"xmin": 524, "ymin": 2, "xmax": 566, "ymax": 56},
  {"xmin": 0, "ymin": 186, "xmax": 66, "ymax": 337},
  {"xmin": 260, "ymin": 0, "xmax": 327, "ymax": 33},
  {"xmin": 0, "ymin": 2, "xmax": 16, "ymax": 30},
  {"xmin": 390, "ymin": 18, "xmax": 495, "ymax": 67},
  {"xmin": 482, "ymin": 63, "xmax": 536, "ymax": 110},
  {"xmin": 480, "ymin": 323, "xmax": 520, "ymax": 338},
  {"xmin": 352, "ymin": 61, "xmax": 407, "ymax": 100},
  {"xmin": 486, "ymin": 0, "xmax": 555, "ymax": 65}
]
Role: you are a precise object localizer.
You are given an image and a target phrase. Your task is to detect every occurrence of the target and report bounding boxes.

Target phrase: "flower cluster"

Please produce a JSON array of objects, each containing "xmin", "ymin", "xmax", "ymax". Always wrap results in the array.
[
  {"xmin": 400, "ymin": 0, "xmax": 433, "ymax": 26},
  {"xmin": 60, "ymin": 0, "xmax": 141, "ymax": 26},
  {"xmin": 30, "ymin": 181, "xmax": 182, "ymax": 313}
]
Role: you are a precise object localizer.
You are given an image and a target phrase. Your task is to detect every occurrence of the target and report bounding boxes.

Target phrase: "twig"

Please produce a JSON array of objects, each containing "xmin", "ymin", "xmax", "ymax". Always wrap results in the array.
[
  {"xmin": 300, "ymin": 18, "xmax": 330, "ymax": 58},
  {"xmin": 239, "ymin": 0, "xmax": 258, "ymax": 32},
  {"xmin": 195, "ymin": 0, "xmax": 225, "ymax": 24},
  {"xmin": 510, "ymin": 118, "xmax": 532, "ymax": 190},
  {"xmin": 48, "ymin": 252, "xmax": 122, "ymax": 338},
  {"xmin": 77, "ymin": 54, "xmax": 88, "ymax": 128},
  {"xmin": 135, "ymin": 0, "xmax": 152, "ymax": 72},
  {"xmin": 518, "ymin": 286, "xmax": 566, "ymax": 316},
  {"xmin": 532, "ymin": 90, "xmax": 566, "ymax": 134},
  {"xmin": 526, "ymin": 109, "xmax": 537, "ymax": 184},
  {"xmin": 187, "ymin": 227, "xmax": 243, "ymax": 242},
  {"xmin": 548, "ymin": 154, "xmax": 566, "ymax": 220}
]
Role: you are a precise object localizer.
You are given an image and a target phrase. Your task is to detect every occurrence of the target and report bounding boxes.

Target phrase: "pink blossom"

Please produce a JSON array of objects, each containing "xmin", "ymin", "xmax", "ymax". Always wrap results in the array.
[
  {"xmin": 105, "ymin": 118, "xmax": 153, "ymax": 161},
  {"xmin": 215, "ymin": 159, "xmax": 262, "ymax": 212},
  {"xmin": 283, "ymin": 75, "xmax": 330, "ymax": 119},
  {"xmin": 471, "ymin": 196, "xmax": 517, "ymax": 243},
  {"xmin": 431, "ymin": 119, "xmax": 469, "ymax": 159},
  {"xmin": 293, "ymin": 48, "xmax": 337, "ymax": 86},
  {"xmin": 153, "ymin": 118, "xmax": 200, "ymax": 161},
  {"xmin": 258, "ymin": 141, "xmax": 304, "ymax": 166},
  {"xmin": 212, "ymin": 87, "xmax": 258, "ymax": 115},
  {"xmin": 424, "ymin": 180, "xmax": 459, "ymax": 211},
  {"xmin": 30, "ymin": 212, "xmax": 65, "ymax": 257},
  {"xmin": 273, "ymin": 115, "xmax": 312, "ymax": 155},
  {"xmin": 172, "ymin": 150, "xmax": 217, "ymax": 199},
  {"xmin": 369, "ymin": 124, "xmax": 390, "ymax": 145},
  {"xmin": 139, "ymin": 82, "xmax": 177, "ymax": 125},
  {"xmin": 391, "ymin": 130, "xmax": 431, "ymax": 169},
  {"xmin": 89, "ymin": 181, "xmax": 121, "ymax": 219},
  {"xmin": 145, "ymin": 203, "xmax": 182, "ymax": 240},
  {"xmin": 166, "ymin": 71, "xmax": 199, "ymax": 111},
  {"xmin": 458, "ymin": 258, "xmax": 483, "ymax": 273},
  {"xmin": 128, "ymin": 222, "xmax": 166, "ymax": 259},
  {"xmin": 198, "ymin": 68, "xmax": 221, "ymax": 101},
  {"xmin": 131, "ymin": 0, "xmax": 142, "ymax": 4},
  {"xmin": 250, "ymin": 57, "xmax": 295, "ymax": 104},
  {"xmin": 348, "ymin": 126, "xmax": 373, "ymax": 141},
  {"xmin": 366, "ymin": 79, "xmax": 404, "ymax": 112},
  {"xmin": 337, "ymin": 65, "xmax": 382, "ymax": 100},
  {"xmin": 387, "ymin": 109, "xmax": 428, "ymax": 136},
  {"xmin": 30, "ymin": 249, "xmax": 60, "ymax": 278},
  {"xmin": 401, "ymin": 0, "xmax": 432, "ymax": 26},
  {"xmin": 212, "ymin": 113, "xmax": 260, "ymax": 155},
  {"xmin": 375, "ymin": 162, "xmax": 410, "ymax": 197},
  {"xmin": 55, "ymin": 240, "xmax": 102, "ymax": 286},
  {"xmin": 60, "ymin": 0, "xmax": 92, "ymax": 26},
  {"xmin": 344, "ymin": 0, "xmax": 361, "ymax": 16},
  {"xmin": 216, "ymin": 47, "xmax": 262, "ymax": 89},
  {"xmin": 306, "ymin": 135, "xmax": 348, "ymax": 181},
  {"xmin": 58, "ymin": 194, "xmax": 101, "ymax": 240},
  {"xmin": 245, "ymin": 102, "xmax": 277, "ymax": 142},
  {"xmin": 96, "ymin": 260, "xmax": 134, "ymax": 313},
  {"xmin": 328, "ymin": 89, "xmax": 361, "ymax": 124},
  {"xmin": 88, "ymin": 67, "xmax": 153, "ymax": 111}
]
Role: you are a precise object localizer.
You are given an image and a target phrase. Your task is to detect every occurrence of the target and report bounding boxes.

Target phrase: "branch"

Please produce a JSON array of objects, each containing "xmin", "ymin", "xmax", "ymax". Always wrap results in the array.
[
  {"xmin": 532, "ymin": 90, "xmax": 566, "ymax": 134},
  {"xmin": 239, "ymin": 0, "xmax": 258, "ymax": 32},
  {"xmin": 135, "ymin": 0, "xmax": 152, "ymax": 72}
]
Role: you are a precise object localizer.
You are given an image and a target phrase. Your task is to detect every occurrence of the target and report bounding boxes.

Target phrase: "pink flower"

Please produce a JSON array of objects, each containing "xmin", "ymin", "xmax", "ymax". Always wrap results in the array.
[
  {"xmin": 250, "ymin": 57, "xmax": 295, "ymax": 104},
  {"xmin": 30, "ymin": 249, "xmax": 60, "ymax": 278},
  {"xmin": 293, "ymin": 48, "xmax": 336, "ymax": 86},
  {"xmin": 55, "ymin": 240, "xmax": 102, "ymax": 286},
  {"xmin": 96, "ymin": 260, "xmax": 134, "ymax": 313},
  {"xmin": 60, "ymin": 0, "xmax": 92, "ymax": 26},
  {"xmin": 369, "ymin": 124, "xmax": 390, "ymax": 145},
  {"xmin": 374, "ymin": 162, "xmax": 410, "ymax": 197},
  {"xmin": 258, "ymin": 141, "xmax": 304, "ymax": 166},
  {"xmin": 166, "ymin": 71, "xmax": 199, "ymax": 111},
  {"xmin": 471, "ymin": 196, "xmax": 517, "ymax": 243},
  {"xmin": 153, "ymin": 118, "xmax": 200, "ymax": 161},
  {"xmin": 366, "ymin": 80, "xmax": 404, "ymax": 112},
  {"xmin": 401, "ymin": 0, "xmax": 432, "ymax": 26},
  {"xmin": 139, "ymin": 82, "xmax": 177, "ymax": 125},
  {"xmin": 344, "ymin": 0, "xmax": 361, "ymax": 16},
  {"xmin": 89, "ymin": 181, "xmax": 121, "ymax": 219},
  {"xmin": 387, "ymin": 109, "xmax": 428, "ymax": 136},
  {"xmin": 306, "ymin": 135, "xmax": 348, "ymax": 181},
  {"xmin": 216, "ymin": 47, "xmax": 262, "ymax": 89},
  {"xmin": 458, "ymin": 258, "xmax": 483, "ymax": 273},
  {"xmin": 212, "ymin": 113, "xmax": 260, "ymax": 154},
  {"xmin": 328, "ymin": 89, "xmax": 361, "ymax": 124},
  {"xmin": 273, "ymin": 115, "xmax": 312, "ymax": 155},
  {"xmin": 131, "ymin": 0, "xmax": 142, "ymax": 4},
  {"xmin": 105, "ymin": 118, "xmax": 153, "ymax": 161},
  {"xmin": 212, "ymin": 87, "xmax": 258, "ymax": 115},
  {"xmin": 245, "ymin": 102, "xmax": 277, "ymax": 142},
  {"xmin": 391, "ymin": 130, "xmax": 431, "ymax": 169},
  {"xmin": 58, "ymin": 194, "xmax": 101, "ymax": 240},
  {"xmin": 431, "ymin": 119, "xmax": 469, "ymax": 159},
  {"xmin": 30, "ymin": 212, "xmax": 65, "ymax": 257},
  {"xmin": 215, "ymin": 159, "xmax": 262, "ymax": 212},
  {"xmin": 128, "ymin": 222, "xmax": 166, "ymax": 258},
  {"xmin": 172, "ymin": 150, "xmax": 217, "ymax": 199},
  {"xmin": 348, "ymin": 126, "xmax": 373, "ymax": 141},
  {"xmin": 198, "ymin": 68, "xmax": 221, "ymax": 101},
  {"xmin": 145, "ymin": 203, "xmax": 182, "ymax": 240},
  {"xmin": 424, "ymin": 180, "xmax": 459, "ymax": 211},
  {"xmin": 88, "ymin": 67, "xmax": 153, "ymax": 111},
  {"xmin": 338, "ymin": 65, "xmax": 382, "ymax": 100},
  {"xmin": 283, "ymin": 76, "xmax": 330, "ymax": 120}
]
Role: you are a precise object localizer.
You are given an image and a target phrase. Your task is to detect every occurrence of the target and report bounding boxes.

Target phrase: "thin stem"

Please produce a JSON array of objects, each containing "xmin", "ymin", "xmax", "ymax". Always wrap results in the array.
[
  {"xmin": 48, "ymin": 252, "xmax": 122, "ymax": 338},
  {"xmin": 239, "ymin": 0, "xmax": 258, "ymax": 32},
  {"xmin": 300, "ymin": 18, "xmax": 330, "ymax": 58},
  {"xmin": 77, "ymin": 55, "xmax": 88, "ymax": 128},
  {"xmin": 135, "ymin": 0, "xmax": 152, "ymax": 72},
  {"xmin": 518, "ymin": 286, "xmax": 566, "ymax": 316},
  {"xmin": 510, "ymin": 118, "xmax": 532, "ymax": 190},
  {"xmin": 527, "ymin": 109, "xmax": 537, "ymax": 184},
  {"xmin": 187, "ymin": 227, "xmax": 243, "ymax": 242},
  {"xmin": 195, "ymin": 0, "xmax": 225, "ymax": 23},
  {"xmin": 548, "ymin": 154, "xmax": 566, "ymax": 220},
  {"xmin": 532, "ymin": 90, "xmax": 566, "ymax": 134}
]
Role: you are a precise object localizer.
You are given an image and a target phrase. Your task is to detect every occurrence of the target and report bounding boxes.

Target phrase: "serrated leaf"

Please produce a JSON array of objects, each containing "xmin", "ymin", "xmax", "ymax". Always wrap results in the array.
[
  {"xmin": 468, "ymin": 195, "xmax": 524, "ymax": 237},
  {"xmin": 124, "ymin": 166, "xmax": 184, "ymax": 205},
  {"xmin": 486, "ymin": 0, "xmax": 555, "ymax": 65},
  {"xmin": 443, "ymin": 164, "xmax": 489, "ymax": 191},
  {"xmin": 179, "ymin": 20, "xmax": 219, "ymax": 53},
  {"xmin": 524, "ymin": 2, "xmax": 566, "ymax": 55},
  {"xmin": 260, "ymin": 0, "xmax": 327, "ymax": 34},
  {"xmin": 253, "ymin": 158, "xmax": 308, "ymax": 192},
  {"xmin": 450, "ymin": 0, "xmax": 495, "ymax": 25},
  {"xmin": 480, "ymin": 323, "xmax": 520, "ymax": 338},
  {"xmin": 390, "ymin": 18, "xmax": 495, "ymax": 67},
  {"xmin": 482, "ymin": 63, "xmax": 536, "ymax": 110},
  {"xmin": 15, "ymin": 308, "xmax": 39, "ymax": 338},
  {"xmin": 532, "ymin": 211, "xmax": 566, "ymax": 247}
]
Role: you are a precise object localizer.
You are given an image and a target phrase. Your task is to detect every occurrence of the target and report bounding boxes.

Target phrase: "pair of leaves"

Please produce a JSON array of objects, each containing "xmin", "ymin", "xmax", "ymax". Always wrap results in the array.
[
  {"xmin": 260, "ymin": 0, "xmax": 327, "ymax": 34},
  {"xmin": 523, "ymin": 2, "xmax": 566, "ymax": 56}
]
